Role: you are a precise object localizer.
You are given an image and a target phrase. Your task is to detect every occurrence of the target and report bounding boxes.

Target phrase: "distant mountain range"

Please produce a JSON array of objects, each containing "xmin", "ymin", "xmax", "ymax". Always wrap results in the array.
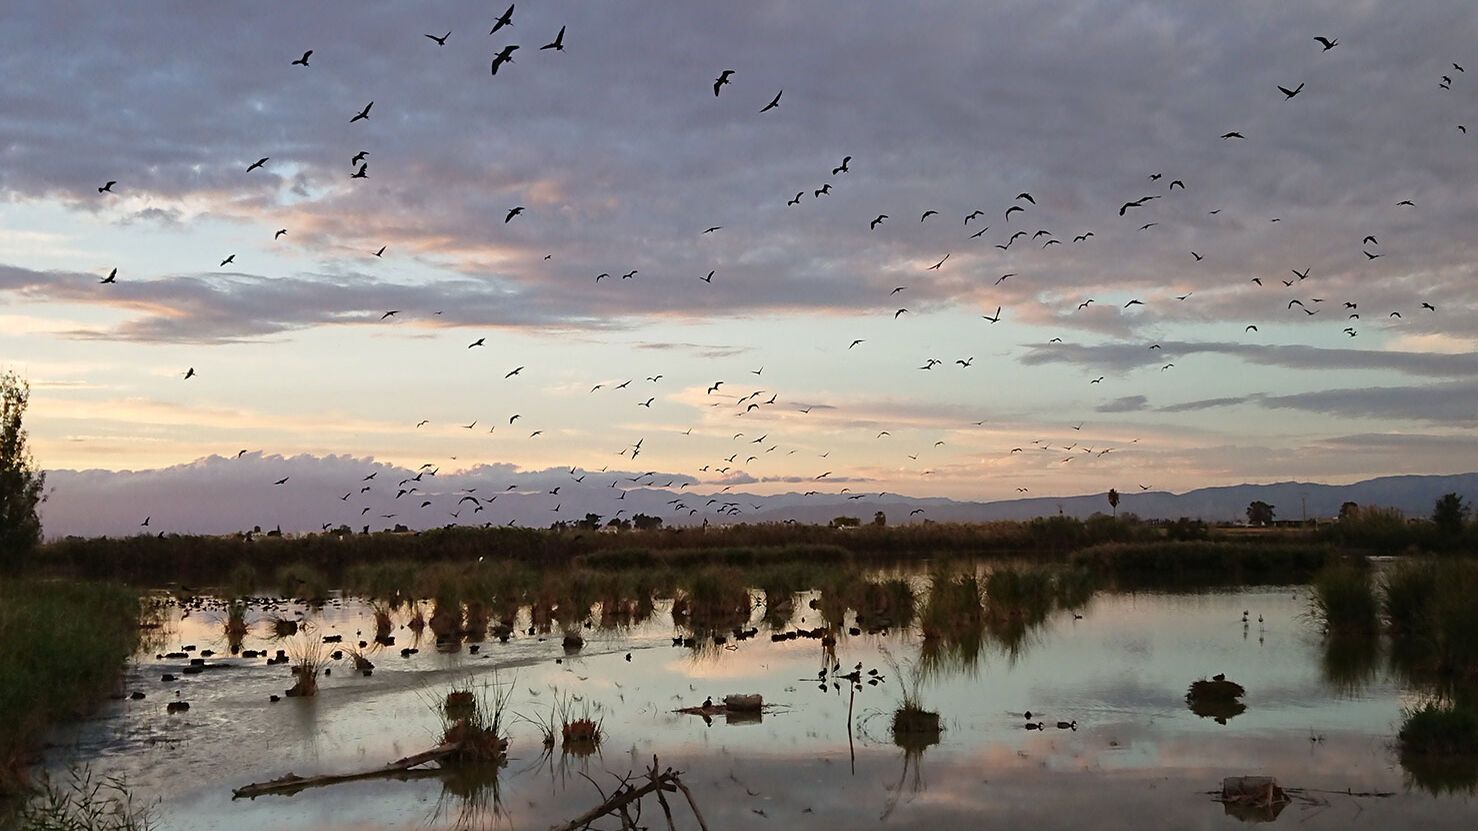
[
  {"xmin": 743, "ymin": 472, "xmax": 1478, "ymax": 526},
  {"xmin": 38, "ymin": 454, "xmax": 1477, "ymax": 538}
]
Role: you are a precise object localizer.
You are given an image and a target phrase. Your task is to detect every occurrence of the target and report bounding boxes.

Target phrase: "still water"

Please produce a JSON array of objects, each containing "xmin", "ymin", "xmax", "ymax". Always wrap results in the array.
[{"xmin": 44, "ymin": 577, "xmax": 1475, "ymax": 829}]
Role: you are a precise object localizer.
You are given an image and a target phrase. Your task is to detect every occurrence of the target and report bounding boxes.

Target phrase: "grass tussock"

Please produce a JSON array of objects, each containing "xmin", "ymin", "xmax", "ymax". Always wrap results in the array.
[
  {"xmin": 285, "ymin": 639, "xmax": 326, "ymax": 698},
  {"xmin": 1400, "ymin": 702, "xmax": 1478, "ymax": 757},
  {"xmin": 1310, "ymin": 562, "xmax": 1379, "ymax": 634},
  {"xmin": 436, "ymin": 679, "xmax": 511, "ymax": 766},
  {"xmin": 0, "ymin": 581, "xmax": 140, "ymax": 795}
]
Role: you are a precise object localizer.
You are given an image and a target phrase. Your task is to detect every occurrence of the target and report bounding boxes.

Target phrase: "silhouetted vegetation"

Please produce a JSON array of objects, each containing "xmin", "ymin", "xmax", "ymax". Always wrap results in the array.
[
  {"xmin": 0, "ymin": 371, "xmax": 46, "ymax": 572},
  {"xmin": 1310, "ymin": 562, "xmax": 1379, "ymax": 635},
  {"xmin": 0, "ymin": 581, "xmax": 142, "ymax": 795},
  {"xmin": 1070, "ymin": 540, "xmax": 1332, "ymax": 584}
]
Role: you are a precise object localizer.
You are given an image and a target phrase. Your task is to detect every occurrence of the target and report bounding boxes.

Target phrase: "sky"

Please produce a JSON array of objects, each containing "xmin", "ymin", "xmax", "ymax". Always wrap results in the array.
[{"xmin": 3, "ymin": 1, "xmax": 1478, "ymax": 534}]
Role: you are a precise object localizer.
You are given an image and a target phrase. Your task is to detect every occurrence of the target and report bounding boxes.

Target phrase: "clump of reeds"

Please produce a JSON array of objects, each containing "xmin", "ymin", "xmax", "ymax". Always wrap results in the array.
[
  {"xmin": 1383, "ymin": 560, "xmax": 1439, "ymax": 635},
  {"xmin": 437, "ymin": 678, "xmax": 512, "ymax": 766},
  {"xmin": 918, "ymin": 571, "xmax": 983, "ymax": 639},
  {"xmin": 0, "ymin": 581, "xmax": 141, "ymax": 796},
  {"xmin": 285, "ymin": 639, "xmax": 326, "ymax": 697},
  {"xmin": 1400, "ymin": 701, "xmax": 1478, "ymax": 757},
  {"xmin": 885, "ymin": 654, "xmax": 942, "ymax": 750},
  {"xmin": 17, "ymin": 766, "xmax": 157, "ymax": 830},
  {"xmin": 672, "ymin": 567, "xmax": 752, "ymax": 631},
  {"xmin": 369, "ymin": 600, "xmax": 394, "ymax": 641},
  {"xmin": 854, "ymin": 578, "xmax": 917, "ymax": 631},
  {"xmin": 265, "ymin": 613, "xmax": 300, "ymax": 638},
  {"xmin": 223, "ymin": 598, "xmax": 249, "ymax": 652},
  {"xmin": 1309, "ymin": 562, "xmax": 1379, "ymax": 634}
]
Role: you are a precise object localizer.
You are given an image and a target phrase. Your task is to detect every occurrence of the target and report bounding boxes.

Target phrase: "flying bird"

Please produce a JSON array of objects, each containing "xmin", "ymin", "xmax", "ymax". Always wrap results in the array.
[
  {"xmin": 220, "ymin": 254, "xmax": 235, "ymax": 267},
  {"xmin": 274, "ymin": 229, "xmax": 287, "ymax": 239},
  {"xmin": 351, "ymin": 164, "xmax": 368, "ymax": 179},
  {"xmin": 759, "ymin": 90, "xmax": 783, "ymax": 113},
  {"xmin": 540, "ymin": 26, "xmax": 565, "ymax": 51},
  {"xmin": 1221, "ymin": 131, "xmax": 1246, "ymax": 139},
  {"xmin": 920, "ymin": 210, "xmax": 938, "ymax": 222},
  {"xmin": 183, "ymin": 367, "xmax": 196, "ymax": 380},
  {"xmin": 98, "ymin": 181, "xmax": 116, "ymax": 193},
  {"xmin": 1314, "ymin": 36, "xmax": 1338, "ymax": 51},
  {"xmin": 1277, "ymin": 82, "xmax": 1305, "ymax": 100},
  {"xmin": 713, "ymin": 69, "xmax": 734, "ymax": 96},
  {"xmin": 490, "ymin": 5, "xmax": 514, "ymax": 35},
  {"xmin": 870, "ymin": 214, "xmax": 887, "ymax": 229},
  {"xmin": 100, "ymin": 268, "xmax": 117, "ymax": 284},
  {"xmin": 380, "ymin": 310, "xmax": 400, "ymax": 320},
  {"xmin": 426, "ymin": 31, "xmax": 450, "ymax": 46},
  {"xmin": 505, "ymin": 366, "xmax": 524, "ymax": 378},
  {"xmin": 468, "ymin": 338, "xmax": 485, "ymax": 348},
  {"xmin": 374, "ymin": 245, "xmax": 386, "ymax": 257},
  {"xmin": 351, "ymin": 101, "xmax": 374, "ymax": 123},
  {"xmin": 246, "ymin": 157, "xmax": 269, "ymax": 172},
  {"xmin": 491, "ymin": 44, "xmax": 519, "ymax": 75},
  {"xmin": 291, "ymin": 50, "xmax": 312, "ymax": 67},
  {"xmin": 832, "ymin": 156, "xmax": 851, "ymax": 175},
  {"xmin": 505, "ymin": 206, "xmax": 524, "ymax": 223}
]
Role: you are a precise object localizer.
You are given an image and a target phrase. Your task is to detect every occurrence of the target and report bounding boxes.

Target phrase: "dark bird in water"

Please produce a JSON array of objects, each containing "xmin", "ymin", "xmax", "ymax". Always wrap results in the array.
[
  {"xmin": 491, "ymin": 44, "xmax": 519, "ymax": 75},
  {"xmin": 713, "ymin": 69, "xmax": 734, "ymax": 96},
  {"xmin": 832, "ymin": 156, "xmax": 851, "ymax": 175},
  {"xmin": 1277, "ymin": 82, "xmax": 1305, "ymax": 100},
  {"xmin": 489, "ymin": 4, "xmax": 514, "ymax": 35},
  {"xmin": 505, "ymin": 206, "xmax": 524, "ymax": 222},
  {"xmin": 350, "ymin": 101, "xmax": 373, "ymax": 123},
  {"xmin": 540, "ymin": 26, "xmax": 565, "ymax": 51},
  {"xmin": 246, "ymin": 157, "xmax": 269, "ymax": 172},
  {"xmin": 759, "ymin": 90, "xmax": 783, "ymax": 113},
  {"xmin": 98, "ymin": 181, "xmax": 116, "ymax": 193},
  {"xmin": 291, "ymin": 50, "xmax": 312, "ymax": 67},
  {"xmin": 1314, "ymin": 36, "xmax": 1338, "ymax": 51},
  {"xmin": 100, "ymin": 268, "xmax": 117, "ymax": 284}
]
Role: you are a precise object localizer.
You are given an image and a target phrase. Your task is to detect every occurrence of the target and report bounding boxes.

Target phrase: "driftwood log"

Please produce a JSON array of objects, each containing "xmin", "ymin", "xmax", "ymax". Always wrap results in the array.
[{"xmin": 232, "ymin": 742, "xmax": 461, "ymax": 799}]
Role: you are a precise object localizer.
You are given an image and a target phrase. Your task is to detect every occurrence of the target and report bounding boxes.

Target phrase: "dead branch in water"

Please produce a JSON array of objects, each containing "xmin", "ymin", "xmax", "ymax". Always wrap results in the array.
[
  {"xmin": 232, "ymin": 743, "xmax": 461, "ymax": 799},
  {"xmin": 551, "ymin": 757, "xmax": 706, "ymax": 831}
]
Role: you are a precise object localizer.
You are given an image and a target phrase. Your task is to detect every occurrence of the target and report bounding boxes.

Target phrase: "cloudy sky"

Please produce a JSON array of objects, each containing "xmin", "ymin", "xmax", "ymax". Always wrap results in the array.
[{"xmin": 4, "ymin": 1, "xmax": 1477, "ymax": 533}]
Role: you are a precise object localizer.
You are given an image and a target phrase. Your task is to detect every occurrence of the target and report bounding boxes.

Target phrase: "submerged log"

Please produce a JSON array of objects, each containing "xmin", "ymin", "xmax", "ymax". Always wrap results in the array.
[
  {"xmin": 231, "ymin": 742, "xmax": 461, "ymax": 799},
  {"xmin": 550, "ymin": 757, "xmax": 706, "ymax": 831}
]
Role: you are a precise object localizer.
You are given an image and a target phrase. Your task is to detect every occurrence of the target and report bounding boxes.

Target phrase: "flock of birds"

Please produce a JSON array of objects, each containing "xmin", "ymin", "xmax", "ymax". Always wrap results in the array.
[{"xmin": 78, "ymin": 8, "xmax": 1460, "ymax": 532}]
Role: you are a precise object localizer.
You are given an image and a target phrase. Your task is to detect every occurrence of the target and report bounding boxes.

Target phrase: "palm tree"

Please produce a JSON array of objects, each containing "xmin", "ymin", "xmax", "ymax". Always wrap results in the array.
[{"xmin": 1107, "ymin": 488, "xmax": 1120, "ymax": 517}]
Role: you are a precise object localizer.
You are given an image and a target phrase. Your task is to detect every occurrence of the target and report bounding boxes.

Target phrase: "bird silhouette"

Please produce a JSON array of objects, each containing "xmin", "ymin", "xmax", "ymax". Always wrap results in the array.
[
  {"xmin": 490, "ymin": 5, "xmax": 514, "ymax": 35},
  {"xmin": 832, "ymin": 156, "xmax": 851, "ymax": 175},
  {"xmin": 491, "ymin": 44, "xmax": 519, "ymax": 75},
  {"xmin": 759, "ymin": 90, "xmax": 782, "ymax": 113},
  {"xmin": 98, "ymin": 181, "xmax": 116, "ymax": 193},
  {"xmin": 291, "ymin": 50, "xmax": 312, "ymax": 67},
  {"xmin": 1277, "ymin": 82, "xmax": 1305, "ymax": 100},
  {"xmin": 246, "ymin": 157, "xmax": 269, "ymax": 172},
  {"xmin": 1314, "ymin": 36, "xmax": 1338, "ymax": 51},
  {"xmin": 540, "ymin": 26, "xmax": 564, "ymax": 51},
  {"xmin": 870, "ymin": 214, "xmax": 887, "ymax": 229},
  {"xmin": 426, "ymin": 31, "xmax": 450, "ymax": 46},
  {"xmin": 505, "ymin": 206, "xmax": 524, "ymax": 222},
  {"xmin": 713, "ymin": 69, "xmax": 734, "ymax": 96},
  {"xmin": 100, "ymin": 268, "xmax": 117, "ymax": 284},
  {"xmin": 350, "ymin": 101, "xmax": 373, "ymax": 123}
]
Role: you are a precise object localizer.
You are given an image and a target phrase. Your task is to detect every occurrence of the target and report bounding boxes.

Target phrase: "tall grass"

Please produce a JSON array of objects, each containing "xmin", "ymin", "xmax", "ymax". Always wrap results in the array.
[
  {"xmin": 12, "ymin": 766, "xmax": 156, "ymax": 830},
  {"xmin": 0, "ymin": 581, "xmax": 140, "ymax": 795},
  {"xmin": 1309, "ymin": 562, "xmax": 1379, "ymax": 634}
]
